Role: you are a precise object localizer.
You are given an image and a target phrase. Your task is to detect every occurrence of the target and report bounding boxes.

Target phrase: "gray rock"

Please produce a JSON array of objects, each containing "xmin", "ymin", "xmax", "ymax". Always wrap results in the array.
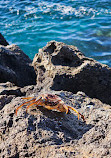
[
  {"xmin": 0, "ymin": 82, "xmax": 25, "ymax": 96},
  {"xmin": 33, "ymin": 41, "xmax": 111, "ymax": 105},
  {"xmin": 0, "ymin": 33, "xmax": 9, "ymax": 46},
  {"xmin": 0, "ymin": 95, "xmax": 14, "ymax": 110},
  {"xmin": 0, "ymin": 90, "xmax": 111, "ymax": 158},
  {"xmin": 0, "ymin": 40, "xmax": 111, "ymax": 158},
  {"xmin": 0, "ymin": 44, "xmax": 36, "ymax": 87}
]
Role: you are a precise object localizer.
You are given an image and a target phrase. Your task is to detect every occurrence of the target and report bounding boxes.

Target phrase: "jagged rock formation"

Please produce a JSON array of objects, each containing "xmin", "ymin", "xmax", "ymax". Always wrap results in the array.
[
  {"xmin": 0, "ymin": 33, "xmax": 9, "ymax": 46},
  {"xmin": 0, "ymin": 44, "xmax": 36, "ymax": 87},
  {"xmin": 0, "ymin": 36, "xmax": 111, "ymax": 158},
  {"xmin": 0, "ymin": 90, "xmax": 111, "ymax": 158},
  {"xmin": 33, "ymin": 41, "xmax": 111, "ymax": 104}
]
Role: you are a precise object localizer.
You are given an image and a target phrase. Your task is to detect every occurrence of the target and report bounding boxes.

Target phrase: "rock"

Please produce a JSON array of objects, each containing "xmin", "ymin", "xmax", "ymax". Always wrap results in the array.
[
  {"xmin": 0, "ymin": 33, "xmax": 9, "ymax": 46},
  {"xmin": 0, "ymin": 95, "xmax": 14, "ymax": 110},
  {"xmin": 0, "ymin": 90, "xmax": 111, "ymax": 158},
  {"xmin": 33, "ymin": 41, "xmax": 111, "ymax": 105},
  {"xmin": 0, "ymin": 82, "xmax": 26, "ymax": 111},
  {"xmin": 0, "ymin": 40, "xmax": 111, "ymax": 157},
  {"xmin": 0, "ymin": 44, "xmax": 36, "ymax": 87},
  {"xmin": 0, "ymin": 82, "xmax": 25, "ymax": 96}
]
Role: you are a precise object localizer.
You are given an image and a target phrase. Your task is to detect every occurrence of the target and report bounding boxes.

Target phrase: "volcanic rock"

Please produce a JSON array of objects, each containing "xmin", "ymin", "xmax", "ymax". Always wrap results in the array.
[
  {"xmin": 0, "ymin": 44, "xmax": 36, "ymax": 87},
  {"xmin": 0, "ymin": 82, "xmax": 25, "ymax": 96},
  {"xmin": 0, "ymin": 38, "xmax": 111, "ymax": 158},
  {"xmin": 33, "ymin": 41, "xmax": 111, "ymax": 105},
  {"xmin": 0, "ymin": 90, "xmax": 111, "ymax": 158},
  {"xmin": 0, "ymin": 33, "xmax": 9, "ymax": 46}
]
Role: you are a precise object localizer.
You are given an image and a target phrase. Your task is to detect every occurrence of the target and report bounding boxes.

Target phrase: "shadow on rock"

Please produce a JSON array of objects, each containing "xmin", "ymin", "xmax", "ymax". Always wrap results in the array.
[
  {"xmin": 26, "ymin": 107, "xmax": 93, "ymax": 145},
  {"xmin": 33, "ymin": 41, "xmax": 111, "ymax": 105}
]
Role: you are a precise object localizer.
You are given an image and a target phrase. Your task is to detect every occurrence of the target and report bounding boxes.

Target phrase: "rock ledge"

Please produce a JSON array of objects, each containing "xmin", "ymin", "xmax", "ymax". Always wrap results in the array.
[{"xmin": 0, "ymin": 37, "xmax": 111, "ymax": 158}]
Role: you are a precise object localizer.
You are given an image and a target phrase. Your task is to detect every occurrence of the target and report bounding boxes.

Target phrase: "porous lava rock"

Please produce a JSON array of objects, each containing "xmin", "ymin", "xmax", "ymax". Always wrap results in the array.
[
  {"xmin": 0, "ymin": 82, "xmax": 25, "ymax": 97},
  {"xmin": 0, "ymin": 90, "xmax": 111, "ymax": 158},
  {"xmin": 33, "ymin": 41, "xmax": 111, "ymax": 104},
  {"xmin": 0, "ymin": 37, "xmax": 111, "ymax": 158},
  {"xmin": 0, "ymin": 44, "xmax": 36, "ymax": 87}
]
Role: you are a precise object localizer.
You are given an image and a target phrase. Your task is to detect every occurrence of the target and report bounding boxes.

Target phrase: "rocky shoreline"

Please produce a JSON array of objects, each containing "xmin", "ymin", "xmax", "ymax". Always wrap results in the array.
[{"xmin": 0, "ymin": 34, "xmax": 111, "ymax": 158}]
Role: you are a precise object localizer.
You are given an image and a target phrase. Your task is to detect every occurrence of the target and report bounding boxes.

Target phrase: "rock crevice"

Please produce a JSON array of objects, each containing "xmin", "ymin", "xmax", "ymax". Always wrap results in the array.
[
  {"xmin": 33, "ymin": 41, "xmax": 111, "ymax": 104},
  {"xmin": 0, "ymin": 36, "xmax": 111, "ymax": 158}
]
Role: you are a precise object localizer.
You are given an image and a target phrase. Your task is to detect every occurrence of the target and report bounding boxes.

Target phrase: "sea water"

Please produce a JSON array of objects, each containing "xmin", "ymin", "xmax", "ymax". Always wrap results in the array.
[{"xmin": 0, "ymin": 0, "xmax": 111, "ymax": 66}]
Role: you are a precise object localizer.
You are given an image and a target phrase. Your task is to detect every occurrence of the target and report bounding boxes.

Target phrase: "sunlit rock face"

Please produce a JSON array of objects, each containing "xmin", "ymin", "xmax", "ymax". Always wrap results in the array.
[
  {"xmin": 33, "ymin": 41, "xmax": 111, "ymax": 105},
  {"xmin": 0, "ymin": 37, "xmax": 111, "ymax": 158}
]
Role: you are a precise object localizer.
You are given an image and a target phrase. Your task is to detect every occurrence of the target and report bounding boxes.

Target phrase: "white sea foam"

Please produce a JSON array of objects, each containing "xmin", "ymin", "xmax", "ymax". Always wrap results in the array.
[
  {"xmin": 36, "ymin": 2, "xmax": 111, "ymax": 19},
  {"xmin": 1, "ymin": 0, "xmax": 111, "ymax": 66},
  {"xmin": 8, "ymin": 1, "xmax": 110, "ymax": 20},
  {"xmin": 17, "ymin": 10, "xmax": 19, "ymax": 15}
]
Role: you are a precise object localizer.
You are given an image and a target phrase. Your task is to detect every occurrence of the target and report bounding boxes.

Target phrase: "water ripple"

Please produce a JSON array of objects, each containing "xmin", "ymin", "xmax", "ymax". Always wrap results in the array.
[{"xmin": 0, "ymin": 0, "xmax": 111, "ymax": 66}]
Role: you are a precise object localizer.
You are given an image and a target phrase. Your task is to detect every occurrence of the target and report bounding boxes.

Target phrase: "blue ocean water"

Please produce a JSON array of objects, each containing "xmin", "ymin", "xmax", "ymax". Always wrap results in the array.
[{"xmin": 0, "ymin": 0, "xmax": 111, "ymax": 66}]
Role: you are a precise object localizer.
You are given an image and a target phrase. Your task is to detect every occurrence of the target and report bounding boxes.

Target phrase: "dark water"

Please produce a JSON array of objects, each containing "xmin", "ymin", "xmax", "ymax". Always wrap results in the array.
[{"xmin": 0, "ymin": 0, "xmax": 111, "ymax": 66}]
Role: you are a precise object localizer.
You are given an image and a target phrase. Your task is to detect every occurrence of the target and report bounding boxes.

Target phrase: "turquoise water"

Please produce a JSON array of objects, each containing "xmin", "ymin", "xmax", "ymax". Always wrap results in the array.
[{"xmin": 0, "ymin": 0, "xmax": 111, "ymax": 66}]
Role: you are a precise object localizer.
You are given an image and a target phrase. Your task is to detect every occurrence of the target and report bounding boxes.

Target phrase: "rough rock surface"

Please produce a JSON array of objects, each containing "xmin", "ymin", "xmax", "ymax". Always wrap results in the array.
[
  {"xmin": 0, "ymin": 37, "xmax": 111, "ymax": 158},
  {"xmin": 0, "ymin": 82, "xmax": 26, "ymax": 97},
  {"xmin": 0, "ymin": 44, "xmax": 36, "ymax": 87},
  {"xmin": 0, "ymin": 33, "xmax": 9, "ymax": 46},
  {"xmin": 0, "ymin": 90, "xmax": 111, "ymax": 158},
  {"xmin": 33, "ymin": 41, "xmax": 111, "ymax": 105}
]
